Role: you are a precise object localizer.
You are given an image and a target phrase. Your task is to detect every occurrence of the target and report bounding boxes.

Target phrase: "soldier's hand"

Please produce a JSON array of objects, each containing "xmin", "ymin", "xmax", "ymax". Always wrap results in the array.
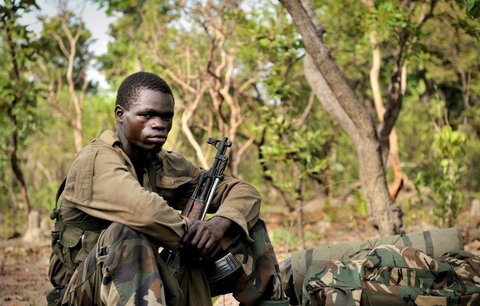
[{"xmin": 182, "ymin": 216, "xmax": 232, "ymax": 260}]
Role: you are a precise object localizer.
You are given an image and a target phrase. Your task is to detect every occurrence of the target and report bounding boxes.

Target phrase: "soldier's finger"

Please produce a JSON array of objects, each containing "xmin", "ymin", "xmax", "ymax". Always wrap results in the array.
[
  {"xmin": 190, "ymin": 225, "xmax": 206, "ymax": 245},
  {"xmin": 182, "ymin": 221, "xmax": 199, "ymax": 243},
  {"xmin": 203, "ymin": 239, "xmax": 217, "ymax": 255},
  {"xmin": 196, "ymin": 233, "xmax": 210, "ymax": 250}
]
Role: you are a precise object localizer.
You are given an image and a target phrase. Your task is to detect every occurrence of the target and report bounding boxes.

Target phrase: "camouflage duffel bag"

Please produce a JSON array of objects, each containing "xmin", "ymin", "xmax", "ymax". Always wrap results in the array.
[
  {"xmin": 302, "ymin": 245, "xmax": 480, "ymax": 306},
  {"xmin": 283, "ymin": 227, "xmax": 464, "ymax": 304}
]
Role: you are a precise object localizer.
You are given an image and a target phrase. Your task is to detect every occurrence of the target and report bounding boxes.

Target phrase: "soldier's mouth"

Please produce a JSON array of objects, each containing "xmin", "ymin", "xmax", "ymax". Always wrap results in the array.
[{"xmin": 146, "ymin": 136, "xmax": 166, "ymax": 143}]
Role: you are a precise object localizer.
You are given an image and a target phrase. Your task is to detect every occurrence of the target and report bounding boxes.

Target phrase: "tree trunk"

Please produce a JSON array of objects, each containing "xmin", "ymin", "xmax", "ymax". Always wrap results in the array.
[
  {"xmin": 23, "ymin": 210, "xmax": 44, "ymax": 243},
  {"xmin": 281, "ymin": 0, "xmax": 403, "ymax": 235},
  {"xmin": 3, "ymin": 15, "xmax": 32, "ymax": 218},
  {"xmin": 369, "ymin": 31, "xmax": 404, "ymax": 200},
  {"xmin": 295, "ymin": 173, "xmax": 305, "ymax": 250},
  {"xmin": 8, "ymin": 123, "xmax": 32, "ymax": 217}
]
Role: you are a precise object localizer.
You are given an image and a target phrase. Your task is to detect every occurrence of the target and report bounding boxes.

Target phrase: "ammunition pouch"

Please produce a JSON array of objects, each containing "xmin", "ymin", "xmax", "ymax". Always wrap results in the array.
[
  {"xmin": 48, "ymin": 198, "xmax": 109, "ymax": 306},
  {"xmin": 51, "ymin": 220, "xmax": 104, "ymax": 270},
  {"xmin": 50, "ymin": 179, "xmax": 109, "ymax": 270}
]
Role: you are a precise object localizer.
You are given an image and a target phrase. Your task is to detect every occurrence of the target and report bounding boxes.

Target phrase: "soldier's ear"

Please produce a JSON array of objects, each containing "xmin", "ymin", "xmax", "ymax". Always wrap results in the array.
[{"xmin": 115, "ymin": 105, "xmax": 124, "ymax": 123}]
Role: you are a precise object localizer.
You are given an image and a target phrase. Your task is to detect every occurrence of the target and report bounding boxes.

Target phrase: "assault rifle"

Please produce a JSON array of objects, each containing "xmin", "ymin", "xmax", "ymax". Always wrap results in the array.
[
  {"xmin": 182, "ymin": 137, "xmax": 232, "ymax": 221},
  {"xmin": 162, "ymin": 137, "xmax": 243, "ymax": 296}
]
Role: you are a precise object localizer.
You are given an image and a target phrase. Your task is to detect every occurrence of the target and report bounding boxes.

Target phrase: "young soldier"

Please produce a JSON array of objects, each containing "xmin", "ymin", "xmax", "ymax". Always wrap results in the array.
[{"xmin": 47, "ymin": 72, "xmax": 286, "ymax": 306}]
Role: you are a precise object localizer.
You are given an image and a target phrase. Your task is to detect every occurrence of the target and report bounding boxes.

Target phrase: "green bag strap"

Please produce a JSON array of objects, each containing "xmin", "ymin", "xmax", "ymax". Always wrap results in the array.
[
  {"xmin": 423, "ymin": 231, "xmax": 434, "ymax": 256},
  {"xmin": 55, "ymin": 178, "xmax": 66, "ymax": 207},
  {"xmin": 49, "ymin": 178, "xmax": 67, "ymax": 221},
  {"xmin": 400, "ymin": 232, "xmax": 413, "ymax": 247}
]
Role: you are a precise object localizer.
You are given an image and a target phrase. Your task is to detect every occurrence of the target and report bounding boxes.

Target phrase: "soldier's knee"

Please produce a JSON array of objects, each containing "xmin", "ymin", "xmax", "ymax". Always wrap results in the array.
[
  {"xmin": 100, "ymin": 222, "xmax": 148, "ymax": 244},
  {"xmin": 97, "ymin": 223, "xmax": 159, "ymax": 273},
  {"xmin": 105, "ymin": 222, "xmax": 136, "ymax": 235}
]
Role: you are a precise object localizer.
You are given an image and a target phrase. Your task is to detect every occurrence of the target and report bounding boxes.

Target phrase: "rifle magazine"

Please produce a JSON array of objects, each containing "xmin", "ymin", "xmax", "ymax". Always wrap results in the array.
[{"xmin": 205, "ymin": 252, "xmax": 243, "ymax": 297}]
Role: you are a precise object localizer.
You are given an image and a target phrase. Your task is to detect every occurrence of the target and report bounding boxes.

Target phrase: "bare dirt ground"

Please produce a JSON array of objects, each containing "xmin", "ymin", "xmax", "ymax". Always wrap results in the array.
[
  {"xmin": 1, "ymin": 214, "xmax": 479, "ymax": 306},
  {"xmin": 0, "ymin": 240, "xmax": 51, "ymax": 306}
]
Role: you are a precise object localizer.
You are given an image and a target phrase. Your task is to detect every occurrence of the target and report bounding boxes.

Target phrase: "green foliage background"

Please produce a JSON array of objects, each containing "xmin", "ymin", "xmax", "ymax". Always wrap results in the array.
[{"xmin": 1, "ymin": 0, "xmax": 479, "ymax": 249}]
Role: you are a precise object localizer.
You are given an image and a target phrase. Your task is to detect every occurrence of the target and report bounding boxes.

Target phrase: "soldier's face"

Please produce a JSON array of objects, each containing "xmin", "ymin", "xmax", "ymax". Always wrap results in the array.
[{"xmin": 116, "ymin": 88, "xmax": 174, "ymax": 157}]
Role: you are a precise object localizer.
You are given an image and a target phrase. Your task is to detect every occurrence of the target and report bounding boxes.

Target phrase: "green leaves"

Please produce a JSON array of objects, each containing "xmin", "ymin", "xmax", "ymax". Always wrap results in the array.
[
  {"xmin": 368, "ymin": 1, "xmax": 408, "ymax": 35},
  {"xmin": 434, "ymin": 125, "xmax": 466, "ymax": 158},
  {"xmin": 420, "ymin": 125, "xmax": 467, "ymax": 227},
  {"xmin": 0, "ymin": 0, "xmax": 478, "ymax": 237},
  {"xmin": 0, "ymin": 0, "xmax": 41, "ymax": 143},
  {"xmin": 466, "ymin": 0, "xmax": 480, "ymax": 18},
  {"xmin": 259, "ymin": 107, "xmax": 332, "ymax": 197}
]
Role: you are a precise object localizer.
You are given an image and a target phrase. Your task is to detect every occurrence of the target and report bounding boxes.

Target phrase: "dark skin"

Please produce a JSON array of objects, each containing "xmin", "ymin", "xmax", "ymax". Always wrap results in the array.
[{"xmin": 115, "ymin": 87, "xmax": 232, "ymax": 259}]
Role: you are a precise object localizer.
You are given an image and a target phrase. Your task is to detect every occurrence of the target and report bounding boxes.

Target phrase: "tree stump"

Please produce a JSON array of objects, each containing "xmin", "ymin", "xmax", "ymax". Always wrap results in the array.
[
  {"xmin": 23, "ymin": 210, "xmax": 44, "ymax": 243},
  {"xmin": 471, "ymin": 199, "xmax": 480, "ymax": 216}
]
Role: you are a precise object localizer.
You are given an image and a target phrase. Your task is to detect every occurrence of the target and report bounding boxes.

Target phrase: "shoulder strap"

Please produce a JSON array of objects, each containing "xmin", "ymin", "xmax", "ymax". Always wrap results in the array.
[
  {"xmin": 49, "ymin": 178, "xmax": 66, "ymax": 220},
  {"xmin": 55, "ymin": 178, "xmax": 67, "ymax": 207}
]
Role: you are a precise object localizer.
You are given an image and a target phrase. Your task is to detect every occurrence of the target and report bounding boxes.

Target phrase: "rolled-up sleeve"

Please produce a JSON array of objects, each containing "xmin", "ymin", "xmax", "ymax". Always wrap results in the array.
[
  {"xmin": 160, "ymin": 151, "xmax": 261, "ymax": 241},
  {"xmin": 209, "ymin": 175, "xmax": 261, "ymax": 240}
]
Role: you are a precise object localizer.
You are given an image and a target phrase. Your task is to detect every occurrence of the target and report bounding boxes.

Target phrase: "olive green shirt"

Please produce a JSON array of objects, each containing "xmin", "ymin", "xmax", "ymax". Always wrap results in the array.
[{"xmin": 59, "ymin": 130, "xmax": 260, "ymax": 251}]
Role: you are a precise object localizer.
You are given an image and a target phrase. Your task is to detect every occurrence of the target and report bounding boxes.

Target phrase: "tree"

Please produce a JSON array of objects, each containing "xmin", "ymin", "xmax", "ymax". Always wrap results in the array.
[
  {"xmin": 0, "ymin": 0, "xmax": 40, "ymax": 222},
  {"xmin": 35, "ymin": 3, "xmax": 94, "ymax": 153},
  {"xmin": 361, "ymin": 1, "xmax": 438, "ymax": 199},
  {"xmin": 280, "ymin": 0, "xmax": 403, "ymax": 235},
  {"xmin": 90, "ymin": 0, "xmax": 479, "ymax": 239},
  {"xmin": 98, "ymin": 1, "xmax": 270, "ymax": 177},
  {"xmin": 259, "ymin": 95, "xmax": 333, "ymax": 248}
]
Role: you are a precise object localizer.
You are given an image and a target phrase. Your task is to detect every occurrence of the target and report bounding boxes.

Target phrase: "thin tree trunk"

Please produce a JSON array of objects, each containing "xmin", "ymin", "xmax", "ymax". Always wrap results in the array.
[
  {"xmin": 3, "ymin": 15, "xmax": 32, "ymax": 217},
  {"xmin": 295, "ymin": 174, "xmax": 305, "ymax": 250},
  {"xmin": 8, "ymin": 120, "xmax": 32, "ymax": 217},
  {"xmin": 369, "ymin": 31, "xmax": 404, "ymax": 200},
  {"xmin": 281, "ymin": 0, "xmax": 403, "ymax": 235},
  {"xmin": 53, "ymin": 15, "xmax": 87, "ymax": 152}
]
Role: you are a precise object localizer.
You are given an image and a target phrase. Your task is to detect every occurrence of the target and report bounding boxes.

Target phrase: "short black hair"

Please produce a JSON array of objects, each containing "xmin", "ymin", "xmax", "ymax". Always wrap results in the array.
[{"xmin": 116, "ymin": 71, "xmax": 173, "ymax": 108}]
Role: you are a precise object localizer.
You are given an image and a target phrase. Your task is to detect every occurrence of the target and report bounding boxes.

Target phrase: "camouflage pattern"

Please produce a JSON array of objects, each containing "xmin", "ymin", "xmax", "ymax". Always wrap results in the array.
[
  {"xmin": 303, "ymin": 259, "xmax": 363, "ymax": 306},
  {"xmin": 58, "ymin": 220, "xmax": 287, "ymax": 306},
  {"xmin": 445, "ymin": 250, "xmax": 480, "ymax": 293},
  {"xmin": 228, "ymin": 219, "xmax": 285, "ymax": 305},
  {"xmin": 281, "ymin": 227, "xmax": 464, "ymax": 304},
  {"xmin": 62, "ymin": 222, "xmax": 180, "ymax": 306},
  {"xmin": 47, "ymin": 130, "xmax": 286, "ymax": 305},
  {"xmin": 301, "ymin": 245, "xmax": 480, "ymax": 306}
]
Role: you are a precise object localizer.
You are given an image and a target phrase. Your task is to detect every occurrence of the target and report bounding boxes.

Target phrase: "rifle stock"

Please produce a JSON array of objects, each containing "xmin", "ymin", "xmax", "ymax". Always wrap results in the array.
[{"xmin": 183, "ymin": 198, "xmax": 206, "ymax": 222}]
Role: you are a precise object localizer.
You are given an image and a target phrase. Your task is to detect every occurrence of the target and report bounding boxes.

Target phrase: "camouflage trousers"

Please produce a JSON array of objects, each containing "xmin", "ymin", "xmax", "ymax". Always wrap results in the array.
[{"xmin": 61, "ymin": 220, "xmax": 284, "ymax": 306}]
